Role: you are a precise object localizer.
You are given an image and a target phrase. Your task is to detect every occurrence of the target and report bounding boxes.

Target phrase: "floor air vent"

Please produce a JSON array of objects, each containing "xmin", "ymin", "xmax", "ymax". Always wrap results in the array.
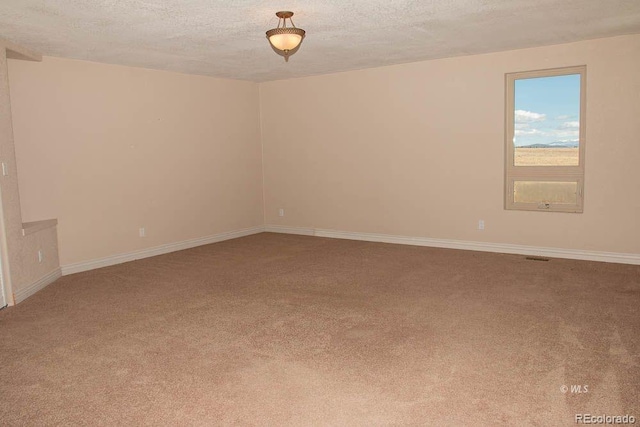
[{"xmin": 526, "ymin": 256, "xmax": 550, "ymax": 262}]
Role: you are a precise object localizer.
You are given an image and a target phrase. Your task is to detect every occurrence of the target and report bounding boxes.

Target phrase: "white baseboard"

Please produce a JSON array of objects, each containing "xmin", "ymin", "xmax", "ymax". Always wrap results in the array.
[
  {"xmin": 14, "ymin": 268, "xmax": 62, "ymax": 304},
  {"xmin": 58, "ymin": 223, "xmax": 640, "ymax": 277},
  {"xmin": 264, "ymin": 225, "xmax": 315, "ymax": 236},
  {"xmin": 266, "ymin": 225, "xmax": 640, "ymax": 265},
  {"xmin": 61, "ymin": 226, "xmax": 265, "ymax": 275}
]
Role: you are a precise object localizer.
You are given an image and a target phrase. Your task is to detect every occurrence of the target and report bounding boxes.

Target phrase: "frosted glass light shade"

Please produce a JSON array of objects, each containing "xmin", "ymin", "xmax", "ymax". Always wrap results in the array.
[
  {"xmin": 266, "ymin": 28, "xmax": 306, "ymax": 52},
  {"xmin": 268, "ymin": 32, "xmax": 303, "ymax": 51}
]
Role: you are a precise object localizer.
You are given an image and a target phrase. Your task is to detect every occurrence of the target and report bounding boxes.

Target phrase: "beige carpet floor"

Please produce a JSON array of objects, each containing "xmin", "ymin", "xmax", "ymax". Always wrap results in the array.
[{"xmin": 0, "ymin": 233, "xmax": 638, "ymax": 426}]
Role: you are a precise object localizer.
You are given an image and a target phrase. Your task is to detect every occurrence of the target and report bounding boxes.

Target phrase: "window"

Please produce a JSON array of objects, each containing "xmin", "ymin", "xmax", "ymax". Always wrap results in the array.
[{"xmin": 505, "ymin": 66, "xmax": 586, "ymax": 213}]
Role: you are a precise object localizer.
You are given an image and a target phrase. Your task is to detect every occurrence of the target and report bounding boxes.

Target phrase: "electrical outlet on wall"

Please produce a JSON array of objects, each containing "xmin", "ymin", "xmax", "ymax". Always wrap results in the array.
[
  {"xmin": 278, "ymin": 208, "xmax": 285, "ymax": 217},
  {"xmin": 139, "ymin": 227, "xmax": 146, "ymax": 237},
  {"xmin": 37, "ymin": 250, "xmax": 43, "ymax": 263},
  {"xmin": 478, "ymin": 220, "xmax": 485, "ymax": 230}
]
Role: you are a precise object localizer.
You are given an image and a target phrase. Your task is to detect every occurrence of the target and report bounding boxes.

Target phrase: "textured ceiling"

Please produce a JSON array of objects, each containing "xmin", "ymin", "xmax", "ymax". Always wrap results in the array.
[{"xmin": 1, "ymin": 0, "xmax": 639, "ymax": 82}]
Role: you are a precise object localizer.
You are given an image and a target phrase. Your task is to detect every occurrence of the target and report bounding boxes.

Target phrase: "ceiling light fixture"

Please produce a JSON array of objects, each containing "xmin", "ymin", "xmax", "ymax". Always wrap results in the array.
[{"xmin": 266, "ymin": 11, "xmax": 306, "ymax": 62}]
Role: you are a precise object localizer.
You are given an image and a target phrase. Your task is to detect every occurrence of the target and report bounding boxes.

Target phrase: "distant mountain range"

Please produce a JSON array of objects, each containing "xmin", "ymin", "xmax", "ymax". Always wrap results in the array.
[{"xmin": 519, "ymin": 140, "xmax": 579, "ymax": 148}]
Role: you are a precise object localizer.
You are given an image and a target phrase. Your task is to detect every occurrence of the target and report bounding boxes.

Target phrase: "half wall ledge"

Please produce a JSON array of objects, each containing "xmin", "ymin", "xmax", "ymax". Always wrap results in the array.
[{"xmin": 22, "ymin": 219, "xmax": 58, "ymax": 236}]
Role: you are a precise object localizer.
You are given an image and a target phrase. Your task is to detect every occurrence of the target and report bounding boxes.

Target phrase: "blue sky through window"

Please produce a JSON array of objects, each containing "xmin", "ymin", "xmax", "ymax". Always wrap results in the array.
[{"xmin": 513, "ymin": 74, "xmax": 580, "ymax": 147}]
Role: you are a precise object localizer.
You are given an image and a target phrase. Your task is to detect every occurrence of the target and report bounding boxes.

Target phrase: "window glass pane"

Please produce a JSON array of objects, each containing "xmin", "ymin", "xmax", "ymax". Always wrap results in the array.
[
  {"xmin": 513, "ymin": 74, "xmax": 580, "ymax": 166},
  {"xmin": 513, "ymin": 181, "xmax": 578, "ymax": 205}
]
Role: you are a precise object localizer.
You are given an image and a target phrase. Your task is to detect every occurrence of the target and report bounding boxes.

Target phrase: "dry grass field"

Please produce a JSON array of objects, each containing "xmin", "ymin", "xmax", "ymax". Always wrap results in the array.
[
  {"xmin": 513, "ymin": 148, "xmax": 579, "ymax": 204},
  {"xmin": 514, "ymin": 147, "xmax": 579, "ymax": 166}
]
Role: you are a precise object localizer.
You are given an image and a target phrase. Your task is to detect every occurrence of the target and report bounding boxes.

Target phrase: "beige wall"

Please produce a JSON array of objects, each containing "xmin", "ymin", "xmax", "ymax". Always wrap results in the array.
[
  {"xmin": 261, "ymin": 35, "xmax": 640, "ymax": 254},
  {"xmin": 0, "ymin": 48, "xmax": 22, "ymax": 303},
  {"xmin": 8, "ymin": 57, "xmax": 264, "ymax": 266},
  {"xmin": 1, "ymin": 41, "xmax": 59, "ymax": 305},
  {"xmin": 19, "ymin": 226, "xmax": 59, "ymax": 288},
  {"xmin": 8, "ymin": 34, "xmax": 640, "ymax": 274}
]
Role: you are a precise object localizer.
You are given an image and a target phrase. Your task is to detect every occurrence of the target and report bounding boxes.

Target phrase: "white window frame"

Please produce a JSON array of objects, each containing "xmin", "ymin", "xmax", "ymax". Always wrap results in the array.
[{"xmin": 505, "ymin": 66, "xmax": 586, "ymax": 213}]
